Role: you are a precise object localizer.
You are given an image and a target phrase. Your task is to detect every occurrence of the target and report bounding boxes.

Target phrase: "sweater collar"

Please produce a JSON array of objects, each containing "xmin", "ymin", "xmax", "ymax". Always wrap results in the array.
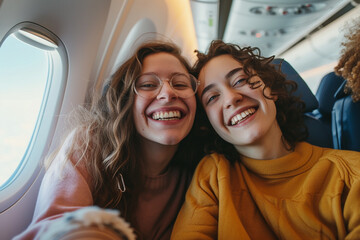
[
  {"xmin": 240, "ymin": 142, "xmax": 318, "ymax": 179},
  {"xmin": 143, "ymin": 166, "xmax": 178, "ymax": 191}
]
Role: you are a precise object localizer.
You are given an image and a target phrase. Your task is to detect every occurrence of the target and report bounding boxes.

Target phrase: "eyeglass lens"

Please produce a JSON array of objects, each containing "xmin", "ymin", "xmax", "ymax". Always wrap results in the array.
[{"xmin": 135, "ymin": 74, "xmax": 197, "ymax": 98}]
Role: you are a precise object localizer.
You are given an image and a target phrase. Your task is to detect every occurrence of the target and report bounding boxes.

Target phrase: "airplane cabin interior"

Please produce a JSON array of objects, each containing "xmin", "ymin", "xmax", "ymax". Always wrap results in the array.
[{"xmin": 0, "ymin": 0, "xmax": 359, "ymax": 239}]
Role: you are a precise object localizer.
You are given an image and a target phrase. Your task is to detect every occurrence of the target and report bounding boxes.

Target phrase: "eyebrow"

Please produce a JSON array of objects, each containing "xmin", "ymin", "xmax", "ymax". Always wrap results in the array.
[
  {"xmin": 142, "ymin": 71, "xmax": 182, "ymax": 76},
  {"xmin": 225, "ymin": 67, "xmax": 243, "ymax": 79},
  {"xmin": 200, "ymin": 67, "xmax": 244, "ymax": 100},
  {"xmin": 201, "ymin": 83, "xmax": 215, "ymax": 100},
  {"xmin": 141, "ymin": 71, "xmax": 187, "ymax": 79}
]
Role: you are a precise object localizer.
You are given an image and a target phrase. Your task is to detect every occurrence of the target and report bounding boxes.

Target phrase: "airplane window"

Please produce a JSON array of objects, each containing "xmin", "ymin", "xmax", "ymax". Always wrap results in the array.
[
  {"xmin": 0, "ymin": 34, "xmax": 48, "ymax": 188},
  {"xmin": 0, "ymin": 22, "xmax": 67, "ymax": 211}
]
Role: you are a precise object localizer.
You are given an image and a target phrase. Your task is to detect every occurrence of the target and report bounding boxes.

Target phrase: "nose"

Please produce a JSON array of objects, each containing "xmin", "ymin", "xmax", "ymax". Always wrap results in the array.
[
  {"xmin": 223, "ymin": 87, "xmax": 243, "ymax": 109},
  {"xmin": 156, "ymin": 81, "xmax": 178, "ymax": 101}
]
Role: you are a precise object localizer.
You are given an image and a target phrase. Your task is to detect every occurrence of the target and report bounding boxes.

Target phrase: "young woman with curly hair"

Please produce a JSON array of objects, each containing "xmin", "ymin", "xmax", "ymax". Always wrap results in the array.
[
  {"xmin": 15, "ymin": 41, "xmax": 204, "ymax": 240},
  {"xmin": 171, "ymin": 40, "xmax": 360, "ymax": 239},
  {"xmin": 335, "ymin": 17, "xmax": 360, "ymax": 102}
]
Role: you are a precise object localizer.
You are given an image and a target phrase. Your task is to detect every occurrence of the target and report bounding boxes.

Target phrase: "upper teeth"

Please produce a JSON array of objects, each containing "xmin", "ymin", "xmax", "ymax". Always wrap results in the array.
[
  {"xmin": 152, "ymin": 110, "xmax": 181, "ymax": 120},
  {"xmin": 230, "ymin": 108, "xmax": 256, "ymax": 126}
]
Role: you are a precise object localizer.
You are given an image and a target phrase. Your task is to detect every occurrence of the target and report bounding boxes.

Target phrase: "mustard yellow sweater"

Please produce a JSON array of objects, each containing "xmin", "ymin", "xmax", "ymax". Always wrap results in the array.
[{"xmin": 171, "ymin": 142, "xmax": 360, "ymax": 240}]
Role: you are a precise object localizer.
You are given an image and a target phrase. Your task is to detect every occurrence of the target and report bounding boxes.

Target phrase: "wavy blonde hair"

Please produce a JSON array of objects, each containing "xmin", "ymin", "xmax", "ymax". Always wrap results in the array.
[
  {"xmin": 335, "ymin": 18, "xmax": 360, "ymax": 102},
  {"xmin": 49, "ymin": 40, "xmax": 203, "ymax": 221}
]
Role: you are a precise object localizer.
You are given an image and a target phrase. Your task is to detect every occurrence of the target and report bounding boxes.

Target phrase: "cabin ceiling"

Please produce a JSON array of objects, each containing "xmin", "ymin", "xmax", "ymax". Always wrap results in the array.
[{"xmin": 191, "ymin": 0, "xmax": 354, "ymax": 57}]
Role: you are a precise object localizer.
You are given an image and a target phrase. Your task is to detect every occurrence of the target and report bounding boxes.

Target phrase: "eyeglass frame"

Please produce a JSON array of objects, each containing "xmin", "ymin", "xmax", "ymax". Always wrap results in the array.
[{"xmin": 133, "ymin": 73, "xmax": 200, "ymax": 99}]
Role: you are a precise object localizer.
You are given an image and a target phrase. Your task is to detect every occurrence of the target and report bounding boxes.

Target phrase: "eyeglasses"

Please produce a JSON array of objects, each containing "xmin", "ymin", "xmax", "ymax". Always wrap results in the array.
[{"xmin": 134, "ymin": 73, "xmax": 199, "ymax": 99}]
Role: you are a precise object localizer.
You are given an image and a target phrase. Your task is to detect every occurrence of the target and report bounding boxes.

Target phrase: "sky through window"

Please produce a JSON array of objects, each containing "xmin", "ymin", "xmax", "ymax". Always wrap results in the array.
[{"xmin": 0, "ymin": 34, "xmax": 48, "ymax": 187}]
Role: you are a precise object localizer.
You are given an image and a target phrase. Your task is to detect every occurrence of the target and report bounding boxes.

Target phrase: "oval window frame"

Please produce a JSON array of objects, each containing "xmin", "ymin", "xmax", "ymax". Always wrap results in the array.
[{"xmin": 0, "ymin": 22, "xmax": 68, "ymax": 212}]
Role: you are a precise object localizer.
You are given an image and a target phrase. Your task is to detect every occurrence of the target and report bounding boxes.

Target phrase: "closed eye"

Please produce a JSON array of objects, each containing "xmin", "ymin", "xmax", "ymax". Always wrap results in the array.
[
  {"xmin": 142, "ymin": 83, "xmax": 157, "ymax": 87},
  {"xmin": 138, "ymin": 82, "xmax": 158, "ymax": 90},
  {"xmin": 172, "ymin": 83, "xmax": 191, "ymax": 89}
]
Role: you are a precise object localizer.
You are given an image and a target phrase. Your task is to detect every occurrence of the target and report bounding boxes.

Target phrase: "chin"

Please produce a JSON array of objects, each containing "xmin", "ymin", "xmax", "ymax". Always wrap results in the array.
[
  {"xmin": 159, "ymin": 138, "xmax": 182, "ymax": 146},
  {"xmin": 159, "ymin": 130, "xmax": 191, "ymax": 146}
]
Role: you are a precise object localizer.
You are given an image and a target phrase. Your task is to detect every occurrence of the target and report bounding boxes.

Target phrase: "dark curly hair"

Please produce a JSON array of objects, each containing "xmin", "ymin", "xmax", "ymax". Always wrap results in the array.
[
  {"xmin": 193, "ymin": 40, "xmax": 307, "ymax": 162},
  {"xmin": 334, "ymin": 17, "xmax": 360, "ymax": 102}
]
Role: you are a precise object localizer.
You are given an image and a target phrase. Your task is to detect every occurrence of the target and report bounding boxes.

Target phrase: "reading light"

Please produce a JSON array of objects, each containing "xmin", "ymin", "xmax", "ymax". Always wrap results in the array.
[{"xmin": 14, "ymin": 27, "xmax": 58, "ymax": 51}]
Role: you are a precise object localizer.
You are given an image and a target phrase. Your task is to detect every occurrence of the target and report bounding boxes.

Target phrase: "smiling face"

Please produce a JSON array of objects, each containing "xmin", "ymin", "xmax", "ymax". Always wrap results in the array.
[
  {"xmin": 133, "ymin": 52, "xmax": 196, "ymax": 146},
  {"xmin": 198, "ymin": 54, "xmax": 284, "ymax": 156}
]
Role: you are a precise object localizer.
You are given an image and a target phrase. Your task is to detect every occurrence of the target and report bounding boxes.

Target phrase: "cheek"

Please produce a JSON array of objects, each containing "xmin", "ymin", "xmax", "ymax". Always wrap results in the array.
[
  {"xmin": 185, "ymin": 97, "xmax": 197, "ymax": 116},
  {"xmin": 263, "ymin": 98, "xmax": 277, "ymax": 119},
  {"xmin": 132, "ymin": 100, "xmax": 140, "ymax": 119},
  {"xmin": 133, "ymin": 97, "xmax": 148, "ymax": 123},
  {"xmin": 262, "ymin": 85, "xmax": 273, "ymax": 99},
  {"xmin": 270, "ymin": 101, "xmax": 277, "ymax": 117},
  {"xmin": 205, "ymin": 107, "xmax": 221, "ymax": 128}
]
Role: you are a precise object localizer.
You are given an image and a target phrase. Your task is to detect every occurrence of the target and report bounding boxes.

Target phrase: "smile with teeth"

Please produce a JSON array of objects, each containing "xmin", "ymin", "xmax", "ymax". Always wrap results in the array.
[
  {"xmin": 230, "ymin": 108, "xmax": 256, "ymax": 126},
  {"xmin": 152, "ymin": 110, "xmax": 182, "ymax": 120}
]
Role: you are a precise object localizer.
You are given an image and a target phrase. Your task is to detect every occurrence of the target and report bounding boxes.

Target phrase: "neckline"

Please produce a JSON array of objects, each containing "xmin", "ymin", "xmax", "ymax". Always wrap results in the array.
[
  {"xmin": 143, "ymin": 166, "xmax": 179, "ymax": 191},
  {"xmin": 240, "ymin": 142, "xmax": 317, "ymax": 179}
]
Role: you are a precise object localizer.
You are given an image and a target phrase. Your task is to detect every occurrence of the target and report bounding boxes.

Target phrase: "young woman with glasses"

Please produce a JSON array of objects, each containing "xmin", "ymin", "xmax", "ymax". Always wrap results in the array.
[{"xmin": 15, "ymin": 41, "xmax": 204, "ymax": 240}]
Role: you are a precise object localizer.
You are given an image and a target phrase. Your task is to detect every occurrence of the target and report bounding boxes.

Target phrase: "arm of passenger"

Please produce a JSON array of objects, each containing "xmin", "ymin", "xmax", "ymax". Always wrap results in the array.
[
  {"xmin": 340, "ymin": 151, "xmax": 360, "ymax": 239},
  {"xmin": 171, "ymin": 155, "xmax": 219, "ymax": 240},
  {"xmin": 344, "ymin": 179, "xmax": 360, "ymax": 239},
  {"xmin": 13, "ymin": 135, "xmax": 94, "ymax": 240}
]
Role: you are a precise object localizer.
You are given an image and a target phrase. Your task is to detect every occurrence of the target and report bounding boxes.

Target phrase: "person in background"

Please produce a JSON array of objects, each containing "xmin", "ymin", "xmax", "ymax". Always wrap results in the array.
[
  {"xmin": 331, "ymin": 17, "xmax": 360, "ymax": 151},
  {"xmin": 15, "ymin": 40, "xmax": 204, "ymax": 240},
  {"xmin": 335, "ymin": 17, "xmax": 360, "ymax": 102},
  {"xmin": 171, "ymin": 40, "xmax": 360, "ymax": 240}
]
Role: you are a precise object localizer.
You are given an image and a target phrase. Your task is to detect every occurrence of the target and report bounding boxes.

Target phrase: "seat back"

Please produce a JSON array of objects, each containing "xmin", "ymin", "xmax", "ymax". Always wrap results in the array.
[
  {"xmin": 332, "ymin": 81, "xmax": 360, "ymax": 151},
  {"xmin": 307, "ymin": 72, "xmax": 345, "ymax": 148},
  {"xmin": 314, "ymin": 72, "xmax": 345, "ymax": 120},
  {"xmin": 272, "ymin": 59, "xmax": 318, "ymax": 112},
  {"xmin": 272, "ymin": 59, "xmax": 332, "ymax": 148}
]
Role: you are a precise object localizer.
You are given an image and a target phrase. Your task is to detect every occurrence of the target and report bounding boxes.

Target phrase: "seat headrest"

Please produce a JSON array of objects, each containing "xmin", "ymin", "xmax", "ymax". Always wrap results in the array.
[
  {"xmin": 334, "ymin": 80, "xmax": 349, "ymax": 99},
  {"xmin": 316, "ymin": 72, "xmax": 345, "ymax": 115},
  {"xmin": 272, "ymin": 59, "xmax": 319, "ymax": 112}
]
